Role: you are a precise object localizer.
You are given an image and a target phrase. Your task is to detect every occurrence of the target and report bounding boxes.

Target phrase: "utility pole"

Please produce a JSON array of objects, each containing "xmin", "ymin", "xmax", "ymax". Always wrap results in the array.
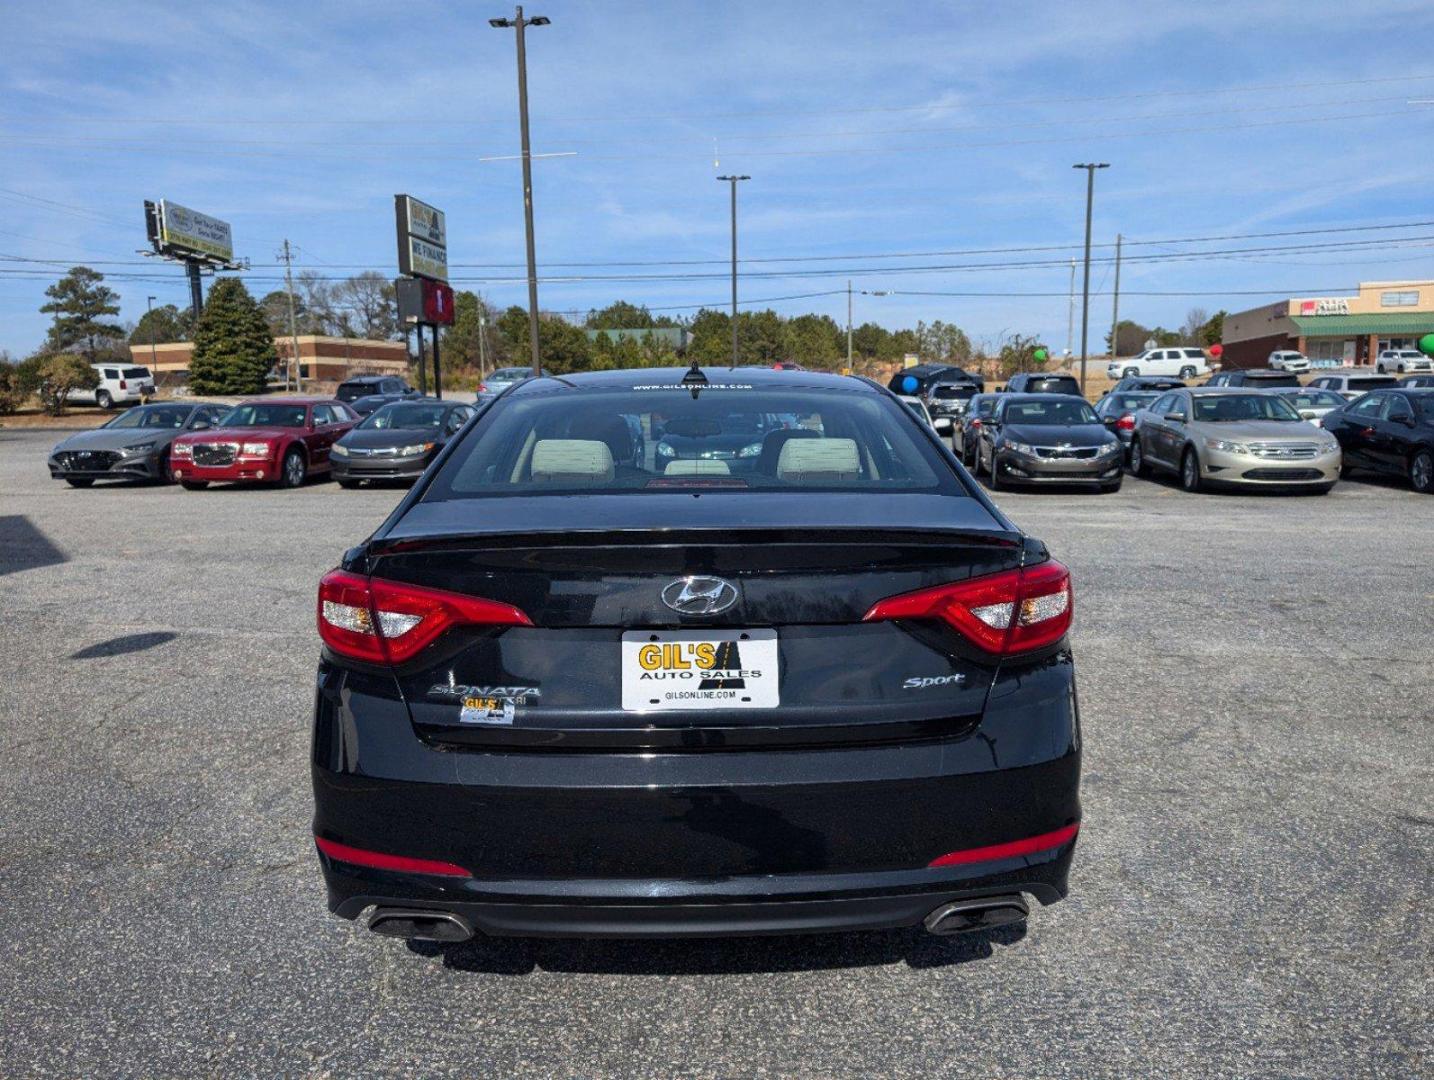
[
  {"xmin": 490, "ymin": 7, "xmax": 550, "ymax": 377},
  {"xmin": 477, "ymin": 308, "xmax": 489, "ymax": 382},
  {"xmin": 1065, "ymin": 259, "xmax": 1076, "ymax": 360},
  {"xmin": 716, "ymin": 174, "xmax": 749, "ymax": 367},
  {"xmin": 278, "ymin": 240, "xmax": 304, "ymax": 392},
  {"xmin": 145, "ymin": 295, "xmax": 159, "ymax": 370},
  {"xmin": 846, "ymin": 280, "xmax": 854, "ymax": 370},
  {"xmin": 1110, "ymin": 233, "xmax": 1123, "ymax": 362},
  {"xmin": 1072, "ymin": 163, "xmax": 1109, "ymax": 394}
]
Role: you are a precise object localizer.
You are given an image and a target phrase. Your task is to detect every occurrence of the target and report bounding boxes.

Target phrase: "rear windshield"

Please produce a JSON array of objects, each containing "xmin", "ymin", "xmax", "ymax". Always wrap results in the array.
[
  {"xmin": 424, "ymin": 385, "xmax": 958, "ymax": 499},
  {"xmin": 1283, "ymin": 390, "xmax": 1344, "ymax": 410},
  {"xmin": 930, "ymin": 383, "xmax": 976, "ymax": 400},
  {"xmin": 1242, "ymin": 373, "xmax": 1299, "ymax": 386},
  {"xmin": 335, "ymin": 382, "xmax": 377, "ymax": 402},
  {"xmin": 218, "ymin": 403, "xmax": 308, "ymax": 428},
  {"xmin": 1193, "ymin": 395, "xmax": 1301, "ymax": 422},
  {"xmin": 1002, "ymin": 399, "xmax": 1098, "ymax": 425},
  {"xmin": 1110, "ymin": 393, "xmax": 1157, "ymax": 411},
  {"xmin": 1349, "ymin": 376, "xmax": 1398, "ymax": 390},
  {"xmin": 491, "ymin": 367, "xmax": 532, "ymax": 381},
  {"xmin": 359, "ymin": 402, "xmax": 449, "ymax": 430},
  {"xmin": 122, "ymin": 367, "xmax": 151, "ymax": 379},
  {"xmin": 1025, "ymin": 377, "xmax": 1082, "ymax": 396}
]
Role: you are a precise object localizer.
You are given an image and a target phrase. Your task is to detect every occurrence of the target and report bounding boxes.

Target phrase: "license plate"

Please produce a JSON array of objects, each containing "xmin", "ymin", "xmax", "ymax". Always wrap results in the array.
[{"xmin": 620, "ymin": 629, "xmax": 778, "ymax": 712}]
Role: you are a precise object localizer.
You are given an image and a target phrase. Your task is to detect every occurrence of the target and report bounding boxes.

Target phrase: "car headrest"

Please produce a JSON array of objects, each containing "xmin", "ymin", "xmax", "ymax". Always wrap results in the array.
[
  {"xmin": 568, "ymin": 414, "xmax": 633, "ymax": 463},
  {"xmin": 776, "ymin": 438, "xmax": 861, "ymax": 483},
  {"xmin": 664, "ymin": 459, "xmax": 731, "ymax": 476},
  {"xmin": 530, "ymin": 439, "xmax": 614, "ymax": 485}
]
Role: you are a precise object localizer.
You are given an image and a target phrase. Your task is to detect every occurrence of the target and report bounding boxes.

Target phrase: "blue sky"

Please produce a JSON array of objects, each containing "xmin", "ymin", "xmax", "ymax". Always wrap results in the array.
[{"xmin": 3, "ymin": 0, "xmax": 1434, "ymax": 357}]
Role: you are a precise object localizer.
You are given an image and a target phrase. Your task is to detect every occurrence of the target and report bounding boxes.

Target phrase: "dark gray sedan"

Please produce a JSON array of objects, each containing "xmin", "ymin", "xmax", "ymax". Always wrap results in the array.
[
  {"xmin": 976, "ymin": 394, "xmax": 1124, "ymax": 492},
  {"xmin": 47, "ymin": 401, "xmax": 229, "ymax": 487},
  {"xmin": 331, "ymin": 398, "xmax": 476, "ymax": 487}
]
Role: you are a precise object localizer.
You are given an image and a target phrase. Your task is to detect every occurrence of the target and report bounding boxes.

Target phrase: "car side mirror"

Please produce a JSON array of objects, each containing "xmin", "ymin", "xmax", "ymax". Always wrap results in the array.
[
  {"xmin": 1395, "ymin": 413, "xmax": 1415, "ymax": 427},
  {"xmin": 191, "ymin": 419, "xmax": 210, "ymax": 431},
  {"xmin": 1165, "ymin": 412, "xmax": 1184, "ymax": 422}
]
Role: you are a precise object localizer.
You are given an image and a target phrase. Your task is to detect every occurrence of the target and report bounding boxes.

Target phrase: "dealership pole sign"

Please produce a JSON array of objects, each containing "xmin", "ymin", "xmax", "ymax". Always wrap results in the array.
[
  {"xmin": 395, "ymin": 195, "xmax": 448, "ymax": 282},
  {"xmin": 395, "ymin": 194, "xmax": 451, "ymax": 399}
]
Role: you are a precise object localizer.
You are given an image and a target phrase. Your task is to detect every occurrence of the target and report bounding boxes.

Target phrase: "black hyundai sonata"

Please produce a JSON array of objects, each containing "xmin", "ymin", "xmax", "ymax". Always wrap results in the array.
[{"xmin": 312, "ymin": 366, "xmax": 1081, "ymax": 942}]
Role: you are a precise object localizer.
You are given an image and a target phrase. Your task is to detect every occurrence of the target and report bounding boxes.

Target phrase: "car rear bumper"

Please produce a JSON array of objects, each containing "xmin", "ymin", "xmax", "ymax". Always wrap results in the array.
[{"xmin": 312, "ymin": 654, "xmax": 1082, "ymax": 937}]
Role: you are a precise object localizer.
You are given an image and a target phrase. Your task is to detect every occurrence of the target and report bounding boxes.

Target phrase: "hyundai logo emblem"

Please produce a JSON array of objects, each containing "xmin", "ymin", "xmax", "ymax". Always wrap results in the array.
[{"xmin": 661, "ymin": 576, "xmax": 739, "ymax": 616}]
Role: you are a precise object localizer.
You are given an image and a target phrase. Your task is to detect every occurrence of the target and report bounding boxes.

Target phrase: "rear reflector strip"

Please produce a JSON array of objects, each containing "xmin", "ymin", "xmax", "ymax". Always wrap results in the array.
[
  {"xmin": 927, "ymin": 823, "xmax": 1080, "ymax": 868},
  {"xmin": 315, "ymin": 836, "xmax": 473, "ymax": 878}
]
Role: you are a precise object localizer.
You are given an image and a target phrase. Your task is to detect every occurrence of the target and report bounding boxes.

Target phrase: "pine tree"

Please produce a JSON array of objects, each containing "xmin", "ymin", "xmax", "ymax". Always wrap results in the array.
[{"xmin": 188, "ymin": 279, "xmax": 278, "ymax": 395}]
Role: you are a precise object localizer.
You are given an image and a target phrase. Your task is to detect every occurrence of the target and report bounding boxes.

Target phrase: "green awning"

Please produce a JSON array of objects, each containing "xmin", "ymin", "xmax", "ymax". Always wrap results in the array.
[{"xmin": 1290, "ymin": 313, "xmax": 1434, "ymax": 336}]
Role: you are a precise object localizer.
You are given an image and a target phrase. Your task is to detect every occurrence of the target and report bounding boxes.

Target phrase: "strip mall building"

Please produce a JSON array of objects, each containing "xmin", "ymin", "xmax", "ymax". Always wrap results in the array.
[{"xmin": 1222, "ymin": 281, "xmax": 1434, "ymax": 369}]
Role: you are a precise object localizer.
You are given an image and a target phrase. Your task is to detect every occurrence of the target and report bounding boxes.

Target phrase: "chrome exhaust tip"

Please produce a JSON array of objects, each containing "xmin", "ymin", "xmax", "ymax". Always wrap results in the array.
[
  {"xmin": 923, "ymin": 895, "xmax": 1029, "ymax": 936},
  {"xmin": 368, "ymin": 907, "xmax": 474, "ymax": 943}
]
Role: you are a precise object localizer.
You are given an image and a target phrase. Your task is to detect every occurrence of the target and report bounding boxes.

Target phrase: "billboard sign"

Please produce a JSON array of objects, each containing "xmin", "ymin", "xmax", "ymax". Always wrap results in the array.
[
  {"xmin": 395, "ymin": 194, "xmax": 448, "ymax": 281},
  {"xmin": 157, "ymin": 200, "xmax": 234, "ymax": 263}
]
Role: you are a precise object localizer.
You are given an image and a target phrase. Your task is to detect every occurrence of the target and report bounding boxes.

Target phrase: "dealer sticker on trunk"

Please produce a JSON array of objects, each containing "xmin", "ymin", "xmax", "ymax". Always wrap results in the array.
[{"xmin": 620, "ymin": 629, "xmax": 779, "ymax": 712}]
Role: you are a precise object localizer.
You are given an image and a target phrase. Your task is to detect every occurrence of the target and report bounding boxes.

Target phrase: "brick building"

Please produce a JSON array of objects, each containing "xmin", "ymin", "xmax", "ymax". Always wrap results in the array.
[{"xmin": 130, "ymin": 335, "xmax": 410, "ymax": 386}]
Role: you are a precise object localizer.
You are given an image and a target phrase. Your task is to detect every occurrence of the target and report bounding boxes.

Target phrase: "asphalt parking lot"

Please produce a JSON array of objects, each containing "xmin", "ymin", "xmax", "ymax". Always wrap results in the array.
[{"xmin": 1, "ymin": 425, "xmax": 1430, "ymax": 1079}]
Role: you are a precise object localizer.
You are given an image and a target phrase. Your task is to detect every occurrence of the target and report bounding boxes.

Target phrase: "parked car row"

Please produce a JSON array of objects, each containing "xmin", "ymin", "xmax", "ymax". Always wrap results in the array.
[{"xmin": 48, "ymin": 395, "xmax": 477, "ymax": 491}]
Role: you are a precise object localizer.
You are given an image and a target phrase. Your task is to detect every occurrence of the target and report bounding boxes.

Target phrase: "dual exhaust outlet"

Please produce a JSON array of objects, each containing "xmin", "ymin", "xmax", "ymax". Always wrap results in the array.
[{"xmin": 368, "ymin": 895, "xmax": 1029, "ymax": 943}]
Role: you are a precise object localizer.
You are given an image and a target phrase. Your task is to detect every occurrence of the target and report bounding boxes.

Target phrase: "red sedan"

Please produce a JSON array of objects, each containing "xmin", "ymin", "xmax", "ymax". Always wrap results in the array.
[{"xmin": 169, "ymin": 398, "xmax": 357, "ymax": 489}]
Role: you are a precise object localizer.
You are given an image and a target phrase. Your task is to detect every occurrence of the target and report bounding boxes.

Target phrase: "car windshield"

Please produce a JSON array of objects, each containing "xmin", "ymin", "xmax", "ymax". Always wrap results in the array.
[
  {"xmin": 1193, "ymin": 395, "xmax": 1302, "ymax": 422},
  {"xmin": 1027, "ymin": 377, "xmax": 1081, "ymax": 395},
  {"xmin": 104, "ymin": 404, "xmax": 191, "ymax": 429},
  {"xmin": 1110, "ymin": 393, "xmax": 1156, "ymax": 411},
  {"xmin": 1349, "ymin": 376, "xmax": 1398, "ymax": 389},
  {"xmin": 425, "ymin": 385, "xmax": 957, "ymax": 498},
  {"xmin": 931, "ymin": 384, "xmax": 974, "ymax": 400},
  {"xmin": 1003, "ymin": 399, "xmax": 1099, "ymax": 425},
  {"xmin": 1284, "ymin": 390, "xmax": 1345, "ymax": 410},
  {"xmin": 360, "ymin": 402, "xmax": 448, "ymax": 430},
  {"xmin": 217, "ymin": 403, "xmax": 308, "ymax": 428},
  {"xmin": 335, "ymin": 383, "xmax": 377, "ymax": 402}
]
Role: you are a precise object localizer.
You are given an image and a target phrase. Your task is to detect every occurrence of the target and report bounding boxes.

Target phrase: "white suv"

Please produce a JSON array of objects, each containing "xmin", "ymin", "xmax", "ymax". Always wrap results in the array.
[
  {"xmin": 1375, "ymin": 349, "xmax": 1432, "ymax": 375},
  {"xmin": 65, "ymin": 364, "xmax": 156, "ymax": 410},
  {"xmin": 1267, "ymin": 350, "xmax": 1312, "ymax": 373},
  {"xmin": 1106, "ymin": 347, "xmax": 1210, "ymax": 380}
]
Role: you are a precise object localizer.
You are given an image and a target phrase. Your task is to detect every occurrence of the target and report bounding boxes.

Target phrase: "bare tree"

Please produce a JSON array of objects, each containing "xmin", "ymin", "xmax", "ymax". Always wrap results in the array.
[
  {"xmin": 332, "ymin": 272, "xmax": 398, "ymax": 340},
  {"xmin": 1180, "ymin": 307, "xmax": 1209, "ymax": 345}
]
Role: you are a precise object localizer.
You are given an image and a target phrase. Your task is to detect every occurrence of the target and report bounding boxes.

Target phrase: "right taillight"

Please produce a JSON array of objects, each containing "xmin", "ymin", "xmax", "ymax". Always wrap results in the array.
[
  {"xmin": 317, "ymin": 570, "xmax": 532, "ymax": 664},
  {"xmin": 1116, "ymin": 414, "xmax": 1136, "ymax": 432},
  {"xmin": 863, "ymin": 560, "xmax": 1072, "ymax": 655}
]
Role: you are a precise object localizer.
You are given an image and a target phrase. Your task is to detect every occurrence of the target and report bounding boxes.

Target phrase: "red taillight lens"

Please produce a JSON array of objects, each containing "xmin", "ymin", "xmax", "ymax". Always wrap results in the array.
[
  {"xmin": 970, "ymin": 418, "xmax": 982, "ymax": 428},
  {"xmin": 862, "ymin": 560, "xmax": 1072, "ymax": 655},
  {"xmin": 317, "ymin": 569, "xmax": 531, "ymax": 664},
  {"xmin": 119, "ymin": 379, "xmax": 128, "ymax": 390},
  {"xmin": 928, "ymin": 823, "xmax": 1079, "ymax": 868},
  {"xmin": 315, "ymin": 836, "xmax": 471, "ymax": 878},
  {"xmin": 1116, "ymin": 413, "xmax": 1135, "ymax": 432},
  {"xmin": 477, "ymin": 383, "xmax": 488, "ymax": 393}
]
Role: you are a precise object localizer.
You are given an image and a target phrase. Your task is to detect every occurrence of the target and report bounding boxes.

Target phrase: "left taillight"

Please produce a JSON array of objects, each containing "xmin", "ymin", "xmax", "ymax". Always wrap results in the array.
[
  {"xmin": 1116, "ymin": 414, "xmax": 1136, "ymax": 432},
  {"xmin": 863, "ymin": 560, "xmax": 1072, "ymax": 655},
  {"xmin": 317, "ymin": 569, "xmax": 532, "ymax": 664}
]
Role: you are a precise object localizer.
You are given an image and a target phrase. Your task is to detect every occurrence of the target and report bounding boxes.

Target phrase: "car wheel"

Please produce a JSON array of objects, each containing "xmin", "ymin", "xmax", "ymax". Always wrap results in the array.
[
  {"xmin": 96, "ymin": 390, "xmax": 113, "ymax": 410},
  {"xmin": 1180, "ymin": 447, "xmax": 1202, "ymax": 492},
  {"xmin": 280, "ymin": 447, "xmax": 307, "ymax": 488},
  {"xmin": 1123, "ymin": 367, "xmax": 1140, "ymax": 378},
  {"xmin": 180, "ymin": 480, "xmax": 208, "ymax": 491},
  {"xmin": 338, "ymin": 479, "xmax": 361, "ymax": 490},
  {"xmin": 988, "ymin": 454, "xmax": 1004, "ymax": 490},
  {"xmin": 1179, "ymin": 366, "xmax": 1196, "ymax": 379},
  {"xmin": 1376, "ymin": 363, "xmax": 1385, "ymax": 374},
  {"xmin": 1411, "ymin": 449, "xmax": 1434, "ymax": 494},
  {"xmin": 64, "ymin": 477, "xmax": 94, "ymax": 488},
  {"xmin": 1129, "ymin": 438, "xmax": 1148, "ymax": 477}
]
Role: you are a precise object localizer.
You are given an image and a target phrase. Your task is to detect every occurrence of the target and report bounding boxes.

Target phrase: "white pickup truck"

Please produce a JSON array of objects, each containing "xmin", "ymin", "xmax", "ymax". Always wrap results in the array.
[{"xmin": 1106, "ymin": 347, "xmax": 1210, "ymax": 380}]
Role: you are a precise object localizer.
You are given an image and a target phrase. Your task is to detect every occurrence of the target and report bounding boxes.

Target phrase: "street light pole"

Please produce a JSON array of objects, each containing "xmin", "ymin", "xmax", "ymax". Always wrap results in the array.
[
  {"xmin": 1072, "ymin": 163, "xmax": 1109, "ymax": 394},
  {"xmin": 716, "ymin": 174, "xmax": 749, "ymax": 367},
  {"xmin": 491, "ymin": 7, "xmax": 550, "ymax": 377}
]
